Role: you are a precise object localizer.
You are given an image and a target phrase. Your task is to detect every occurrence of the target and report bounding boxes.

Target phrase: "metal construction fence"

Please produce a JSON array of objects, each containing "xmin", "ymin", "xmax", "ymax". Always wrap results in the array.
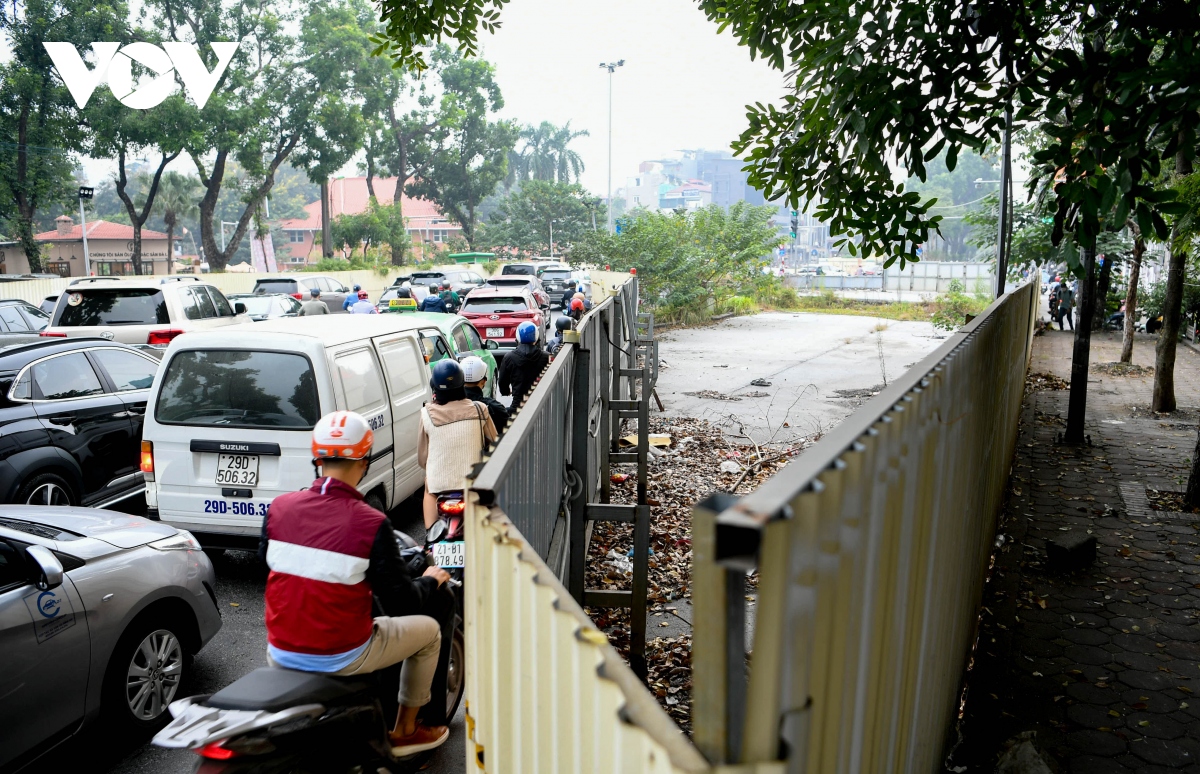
[
  {"xmin": 692, "ymin": 279, "xmax": 1039, "ymax": 771},
  {"xmin": 785, "ymin": 261, "xmax": 994, "ymax": 294},
  {"xmin": 462, "ymin": 275, "xmax": 1038, "ymax": 774}
]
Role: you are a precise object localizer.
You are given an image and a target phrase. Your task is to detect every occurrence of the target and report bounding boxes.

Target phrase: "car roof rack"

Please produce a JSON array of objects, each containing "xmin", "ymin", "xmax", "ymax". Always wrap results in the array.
[
  {"xmin": 67, "ymin": 277, "xmax": 121, "ymax": 285},
  {"xmin": 158, "ymin": 276, "xmax": 200, "ymax": 283}
]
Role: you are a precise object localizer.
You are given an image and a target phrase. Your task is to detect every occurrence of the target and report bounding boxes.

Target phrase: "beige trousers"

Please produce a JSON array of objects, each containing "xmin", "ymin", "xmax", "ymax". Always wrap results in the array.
[{"xmin": 269, "ymin": 615, "xmax": 441, "ymax": 707}]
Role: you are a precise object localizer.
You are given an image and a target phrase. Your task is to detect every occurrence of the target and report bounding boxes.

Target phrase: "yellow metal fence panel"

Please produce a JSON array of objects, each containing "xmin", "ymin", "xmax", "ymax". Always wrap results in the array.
[
  {"xmin": 695, "ymin": 281, "xmax": 1038, "ymax": 774},
  {"xmin": 463, "ymin": 495, "xmax": 709, "ymax": 774}
]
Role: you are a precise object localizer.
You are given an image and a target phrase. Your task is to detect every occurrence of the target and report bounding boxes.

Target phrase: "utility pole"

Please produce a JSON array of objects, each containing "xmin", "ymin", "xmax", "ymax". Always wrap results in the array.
[
  {"xmin": 549, "ymin": 219, "xmax": 557, "ymax": 258},
  {"xmin": 77, "ymin": 187, "xmax": 93, "ymax": 276},
  {"xmin": 995, "ymin": 103, "xmax": 1013, "ymax": 297},
  {"xmin": 599, "ymin": 60, "xmax": 625, "ymax": 233}
]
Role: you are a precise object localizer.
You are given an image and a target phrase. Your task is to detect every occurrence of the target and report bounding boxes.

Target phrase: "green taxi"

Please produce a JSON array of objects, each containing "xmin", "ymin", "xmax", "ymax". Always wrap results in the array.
[{"xmin": 407, "ymin": 311, "xmax": 500, "ymax": 398}]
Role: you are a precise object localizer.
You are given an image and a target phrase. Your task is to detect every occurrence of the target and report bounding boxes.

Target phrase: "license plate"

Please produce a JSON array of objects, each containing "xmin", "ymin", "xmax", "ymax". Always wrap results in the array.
[
  {"xmin": 389, "ymin": 298, "xmax": 416, "ymax": 308},
  {"xmin": 486, "ymin": 327, "xmax": 504, "ymax": 338},
  {"xmin": 431, "ymin": 541, "xmax": 465, "ymax": 568},
  {"xmin": 215, "ymin": 454, "xmax": 259, "ymax": 486}
]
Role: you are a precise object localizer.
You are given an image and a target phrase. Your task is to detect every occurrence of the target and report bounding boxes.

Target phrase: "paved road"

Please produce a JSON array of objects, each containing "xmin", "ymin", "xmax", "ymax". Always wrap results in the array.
[{"xmin": 40, "ymin": 496, "xmax": 466, "ymax": 774}]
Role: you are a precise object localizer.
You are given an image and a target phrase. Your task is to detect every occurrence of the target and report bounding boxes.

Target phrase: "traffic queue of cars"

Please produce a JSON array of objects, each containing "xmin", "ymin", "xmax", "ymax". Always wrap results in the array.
[{"xmin": 0, "ymin": 263, "xmax": 576, "ymax": 769}]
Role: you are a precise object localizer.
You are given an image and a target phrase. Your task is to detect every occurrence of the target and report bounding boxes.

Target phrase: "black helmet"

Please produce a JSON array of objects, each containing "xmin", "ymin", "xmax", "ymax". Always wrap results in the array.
[
  {"xmin": 555, "ymin": 315, "xmax": 573, "ymax": 333},
  {"xmin": 430, "ymin": 359, "xmax": 465, "ymax": 392}
]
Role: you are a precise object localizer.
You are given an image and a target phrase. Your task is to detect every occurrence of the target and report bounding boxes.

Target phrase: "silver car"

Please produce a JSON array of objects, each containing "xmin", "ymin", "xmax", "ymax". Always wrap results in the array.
[{"xmin": 0, "ymin": 507, "xmax": 221, "ymax": 769}]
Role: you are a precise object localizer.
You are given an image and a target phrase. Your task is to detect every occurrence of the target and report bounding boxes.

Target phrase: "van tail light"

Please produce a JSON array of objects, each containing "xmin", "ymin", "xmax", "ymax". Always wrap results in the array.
[
  {"xmin": 140, "ymin": 441, "xmax": 154, "ymax": 481},
  {"xmin": 147, "ymin": 329, "xmax": 185, "ymax": 346},
  {"xmin": 291, "ymin": 293, "xmax": 304, "ymax": 300},
  {"xmin": 39, "ymin": 331, "xmax": 67, "ymax": 337}
]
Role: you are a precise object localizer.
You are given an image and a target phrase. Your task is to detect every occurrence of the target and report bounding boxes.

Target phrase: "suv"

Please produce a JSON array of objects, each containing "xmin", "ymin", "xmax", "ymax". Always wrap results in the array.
[
  {"xmin": 459, "ymin": 287, "xmax": 545, "ymax": 351},
  {"xmin": 408, "ymin": 270, "xmax": 485, "ymax": 296},
  {"xmin": 500, "ymin": 263, "xmax": 538, "ymax": 276},
  {"xmin": 0, "ymin": 338, "xmax": 160, "ymax": 508},
  {"xmin": 484, "ymin": 276, "xmax": 550, "ymax": 309},
  {"xmin": 43, "ymin": 277, "xmax": 248, "ymax": 348},
  {"xmin": 0, "ymin": 299, "xmax": 50, "ymax": 333},
  {"xmin": 536, "ymin": 267, "xmax": 574, "ymax": 300},
  {"xmin": 252, "ymin": 275, "xmax": 353, "ymax": 313}
]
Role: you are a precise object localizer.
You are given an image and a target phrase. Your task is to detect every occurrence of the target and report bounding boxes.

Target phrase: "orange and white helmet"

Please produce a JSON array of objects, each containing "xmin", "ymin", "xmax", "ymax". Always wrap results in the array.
[{"xmin": 312, "ymin": 411, "xmax": 374, "ymax": 461}]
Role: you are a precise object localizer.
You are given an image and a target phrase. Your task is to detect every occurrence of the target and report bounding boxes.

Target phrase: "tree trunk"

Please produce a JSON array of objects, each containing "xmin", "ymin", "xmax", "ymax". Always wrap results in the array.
[
  {"xmin": 14, "ymin": 218, "xmax": 42, "ymax": 274},
  {"xmin": 114, "ymin": 149, "xmax": 175, "ymax": 276},
  {"xmin": 1091, "ymin": 253, "xmax": 1115, "ymax": 331},
  {"xmin": 1120, "ymin": 236, "xmax": 1143, "ymax": 363},
  {"xmin": 165, "ymin": 222, "xmax": 175, "ymax": 275},
  {"xmin": 1187, "ymin": 424, "xmax": 1200, "ymax": 508},
  {"xmin": 1065, "ymin": 246, "xmax": 1097, "ymax": 443},
  {"xmin": 14, "ymin": 104, "xmax": 43, "ymax": 274},
  {"xmin": 320, "ymin": 179, "xmax": 333, "ymax": 259},
  {"xmin": 1153, "ymin": 246, "xmax": 1186, "ymax": 412},
  {"xmin": 1153, "ymin": 151, "xmax": 1195, "ymax": 412},
  {"xmin": 194, "ymin": 137, "xmax": 296, "ymax": 272}
]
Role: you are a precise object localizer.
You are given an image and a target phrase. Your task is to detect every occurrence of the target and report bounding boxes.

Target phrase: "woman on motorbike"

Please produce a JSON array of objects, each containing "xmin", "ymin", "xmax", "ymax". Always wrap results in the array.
[{"xmin": 418, "ymin": 359, "xmax": 498, "ymax": 529}]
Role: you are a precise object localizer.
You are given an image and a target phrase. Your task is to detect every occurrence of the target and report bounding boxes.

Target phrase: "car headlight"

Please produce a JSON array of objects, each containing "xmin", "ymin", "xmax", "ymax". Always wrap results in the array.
[{"xmin": 150, "ymin": 531, "xmax": 202, "ymax": 551}]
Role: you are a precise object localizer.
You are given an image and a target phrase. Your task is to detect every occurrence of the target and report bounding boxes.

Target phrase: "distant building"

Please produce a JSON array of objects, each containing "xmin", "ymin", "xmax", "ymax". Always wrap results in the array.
[
  {"xmin": 658, "ymin": 180, "xmax": 712, "ymax": 211},
  {"xmin": 277, "ymin": 177, "xmax": 460, "ymax": 266},
  {"xmin": 0, "ymin": 216, "xmax": 171, "ymax": 276}
]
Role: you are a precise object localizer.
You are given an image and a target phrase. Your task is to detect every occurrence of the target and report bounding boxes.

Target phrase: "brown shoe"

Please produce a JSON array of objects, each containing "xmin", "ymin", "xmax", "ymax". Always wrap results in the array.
[{"xmin": 389, "ymin": 723, "xmax": 449, "ymax": 756}]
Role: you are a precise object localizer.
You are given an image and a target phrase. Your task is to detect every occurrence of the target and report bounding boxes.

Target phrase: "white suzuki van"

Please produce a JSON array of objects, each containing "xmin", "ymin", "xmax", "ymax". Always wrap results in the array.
[{"xmin": 140, "ymin": 315, "xmax": 457, "ymax": 547}]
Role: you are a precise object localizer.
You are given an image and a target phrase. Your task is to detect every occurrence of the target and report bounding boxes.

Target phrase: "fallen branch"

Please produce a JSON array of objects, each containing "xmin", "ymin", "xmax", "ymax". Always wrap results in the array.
[{"xmin": 729, "ymin": 446, "xmax": 801, "ymax": 492}]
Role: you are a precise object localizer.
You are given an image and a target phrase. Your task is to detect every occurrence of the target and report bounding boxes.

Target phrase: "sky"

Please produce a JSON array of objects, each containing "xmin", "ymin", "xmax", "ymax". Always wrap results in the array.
[
  {"xmin": 477, "ymin": 0, "xmax": 786, "ymax": 196},
  {"xmin": 55, "ymin": 0, "xmax": 787, "ymax": 197}
]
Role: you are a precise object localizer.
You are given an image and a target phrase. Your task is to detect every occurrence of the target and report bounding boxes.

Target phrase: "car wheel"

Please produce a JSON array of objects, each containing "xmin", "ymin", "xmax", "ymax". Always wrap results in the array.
[
  {"xmin": 17, "ymin": 472, "xmax": 75, "ymax": 506},
  {"xmin": 104, "ymin": 619, "xmax": 187, "ymax": 729}
]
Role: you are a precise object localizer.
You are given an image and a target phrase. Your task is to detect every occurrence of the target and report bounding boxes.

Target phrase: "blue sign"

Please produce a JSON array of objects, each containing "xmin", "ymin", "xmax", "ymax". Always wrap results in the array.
[{"xmin": 810, "ymin": 249, "xmax": 818, "ymax": 257}]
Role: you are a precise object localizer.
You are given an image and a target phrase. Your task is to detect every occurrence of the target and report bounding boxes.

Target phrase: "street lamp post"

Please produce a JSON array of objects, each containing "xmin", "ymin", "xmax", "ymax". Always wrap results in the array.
[
  {"xmin": 549, "ymin": 219, "xmax": 558, "ymax": 258},
  {"xmin": 599, "ymin": 60, "xmax": 625, "ymax": 233},
  {"xmin": 77, "ymin": 187, "xmax": 94, "ymax": 276}
]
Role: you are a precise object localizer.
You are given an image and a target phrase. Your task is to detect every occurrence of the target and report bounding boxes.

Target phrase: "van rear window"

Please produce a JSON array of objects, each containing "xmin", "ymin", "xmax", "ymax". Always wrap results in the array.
[
  {"xmin": 55, "ymin": 289, "xmax": 168, "ymax": 326},
  {"xmin": 254, "ymin": 279, "xmax": 298, "ymax": 294},
  {"xmin": 463, "ymin": 297, "xmax": 528, "ymax": 314},
  {"xmin": 155, "ymin": 350, "xmax": 319, "ymax": 429}
]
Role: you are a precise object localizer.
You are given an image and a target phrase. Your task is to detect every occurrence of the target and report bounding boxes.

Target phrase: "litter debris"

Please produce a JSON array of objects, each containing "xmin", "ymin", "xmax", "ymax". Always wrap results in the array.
[
  {"xmin": 619, "ymin": 434, "xmax": 673, "ymax": 448},
  {"xmin": 683, "ymin": 390, "xmax": 741, "ymax": 401},
  {"xmin": 606, "ymin": 549, "xmax": 633, "ymax": 574},
  {"xmin": 740, "ymin": 391, "xmax": 770, "ymax": 398},
  {"xmin": 749, "ymin": 378, "xmax": 772, "ymax": 387},
  {"xmin": 719, "ymin": 460, "xmax": 742, "ymax": 474}
]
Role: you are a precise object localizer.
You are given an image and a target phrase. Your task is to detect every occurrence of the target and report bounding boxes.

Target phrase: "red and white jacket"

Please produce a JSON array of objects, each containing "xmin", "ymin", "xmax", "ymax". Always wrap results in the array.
[{"xmin": 262, "ymin": 478, "xmax": 400, "ymax": 656}]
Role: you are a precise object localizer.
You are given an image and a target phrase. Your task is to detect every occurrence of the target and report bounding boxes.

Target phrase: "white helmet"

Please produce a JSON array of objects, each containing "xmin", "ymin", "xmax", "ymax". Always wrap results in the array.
[
  {"xmin": 460, "ymin": 356, "xmax": 488, "ymax": 383},
  {"xmin": 312, "ymin": 411, "xmax": 374, "ymax": 460}
]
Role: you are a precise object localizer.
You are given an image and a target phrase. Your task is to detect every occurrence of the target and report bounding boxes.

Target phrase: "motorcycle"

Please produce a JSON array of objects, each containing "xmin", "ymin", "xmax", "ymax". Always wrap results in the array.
[{"xmin": 152, "ymin": 526, "xmax": 465, "ymax": 772}]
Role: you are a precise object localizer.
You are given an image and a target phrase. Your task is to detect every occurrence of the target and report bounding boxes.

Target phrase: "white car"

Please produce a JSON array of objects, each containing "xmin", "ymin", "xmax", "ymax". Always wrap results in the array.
[
  {"xmin": 43, "ymin": 277, "xmax": 248, "ymax": 348},
  {"xmin": 140, "ymin": 315, "xmax": 454, "ymax": 547}
]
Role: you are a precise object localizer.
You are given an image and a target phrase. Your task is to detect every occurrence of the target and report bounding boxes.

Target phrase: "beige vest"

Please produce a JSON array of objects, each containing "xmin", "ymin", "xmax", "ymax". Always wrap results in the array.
[{"xmin": 421, "ymin": 403, "xmax": 487, "ymax": 493}]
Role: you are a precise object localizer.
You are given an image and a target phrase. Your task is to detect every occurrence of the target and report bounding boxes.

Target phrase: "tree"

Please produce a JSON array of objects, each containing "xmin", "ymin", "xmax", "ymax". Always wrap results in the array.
[
  {"xmin": 905, "ymin": 149, "xmax": 997, "ymax": 261},
  {"xmin": 572, "ymin": 201, "xmax": 783, "ymax": 317},
  {"xmin": 0, "ymin": 0, "xmax": 127, "ymax": 271},
  {"xmin": 477, "ymin": 180, "xmax": 594, "ymax": 256},
  {"xmin": 143, "ymin": 0, "xmax": 367, "ymax": 271},
  {"xmin": 505, "ymin": 121, "xmax": 589, "ymax": 189},
  {"xmin": 152, "ymin": 171, "xmax": 202, "ymax": 269},
  {"xmin": 406, "ymin": 49, "xmax": 517, "ymax": 250},
  {"xmin": 331, "ymin": 198, "xmax": 389, "ymax": 262}
]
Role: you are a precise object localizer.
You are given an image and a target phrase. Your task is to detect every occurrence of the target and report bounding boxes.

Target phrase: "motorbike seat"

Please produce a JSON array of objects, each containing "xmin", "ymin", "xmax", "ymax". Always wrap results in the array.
[{"xmin": 207, "ymin": 667, "xmax": 373, "ymax": 712}]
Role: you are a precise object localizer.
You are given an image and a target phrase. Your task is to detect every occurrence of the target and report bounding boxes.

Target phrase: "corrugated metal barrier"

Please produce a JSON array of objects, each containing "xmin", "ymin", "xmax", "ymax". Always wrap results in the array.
[{"xmin": 692, "ymin": 280, "xmax": 1039, "ymax": 771}]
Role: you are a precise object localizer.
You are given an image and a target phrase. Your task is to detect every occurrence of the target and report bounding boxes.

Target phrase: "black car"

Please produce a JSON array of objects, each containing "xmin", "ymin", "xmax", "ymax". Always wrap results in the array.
[{"xmin": 0, "ymin": 338, "xmax": 160, "ymax": 508}]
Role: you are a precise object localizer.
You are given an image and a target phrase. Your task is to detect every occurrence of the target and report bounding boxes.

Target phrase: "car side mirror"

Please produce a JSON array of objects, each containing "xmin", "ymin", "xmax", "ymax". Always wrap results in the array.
[
  {"xmin": 485, "ymin": 340, "xmax": 499, "ymax": 351},
  {"xmin": 234, "ymin": 302, "xmax": 247, "ymax": 315},
  {"xmin": 26, "ymin": 545, "xmax": 63, "ymax": 590}
]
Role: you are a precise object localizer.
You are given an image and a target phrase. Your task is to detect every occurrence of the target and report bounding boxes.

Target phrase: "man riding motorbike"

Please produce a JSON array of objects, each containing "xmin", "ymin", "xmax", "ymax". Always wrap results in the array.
[{"xmin": 258, "ymin": 411, "xmax": 452, "ymax": 756}]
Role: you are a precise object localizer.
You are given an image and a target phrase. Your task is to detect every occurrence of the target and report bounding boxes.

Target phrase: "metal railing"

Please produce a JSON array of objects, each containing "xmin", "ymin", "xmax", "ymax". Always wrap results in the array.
[
  {"xmin": 691, "ymin": 280, "xmax": 1040, "ymax": 771},
  {"xmin": 463, "ymin": 497, "xmax": 710, "ymax": 774}
]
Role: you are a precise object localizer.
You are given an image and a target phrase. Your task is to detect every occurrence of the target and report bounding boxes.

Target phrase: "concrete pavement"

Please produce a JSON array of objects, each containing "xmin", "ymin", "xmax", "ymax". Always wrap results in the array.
[{"xmin": 953, "ymin": 329, "xmax": 1200, "ymax": 772}]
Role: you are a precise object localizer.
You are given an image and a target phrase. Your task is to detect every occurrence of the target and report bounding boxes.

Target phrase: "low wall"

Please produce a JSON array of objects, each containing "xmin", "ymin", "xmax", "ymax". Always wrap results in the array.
[{"xmin": 786, "ymin": 261, "xmax": 994, "ymax": 294}]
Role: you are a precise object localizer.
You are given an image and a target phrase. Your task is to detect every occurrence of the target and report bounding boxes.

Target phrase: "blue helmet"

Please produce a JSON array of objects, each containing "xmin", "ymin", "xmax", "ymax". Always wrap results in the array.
[
  {"xmin": 430, "ymin": 359, "xmax": 465, "ymax": 392},
  {"xmin": 517, "ymin": 321, "xmax": 538, "ymax": 344},
  {"xmin": 352, "ymin": 284, "xmax": 362, "ymax": 291}
]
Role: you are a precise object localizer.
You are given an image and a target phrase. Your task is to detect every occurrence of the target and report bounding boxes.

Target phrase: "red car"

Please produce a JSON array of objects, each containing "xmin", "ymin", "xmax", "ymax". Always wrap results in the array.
[{"xmin": 459, "ymin": 287, "xmax": 545, "ymax": 351}]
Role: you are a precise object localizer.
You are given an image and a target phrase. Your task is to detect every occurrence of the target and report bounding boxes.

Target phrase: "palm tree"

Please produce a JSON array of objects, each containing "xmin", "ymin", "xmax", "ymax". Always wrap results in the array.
[
  {"xmin": 152, "ymin": 172, "xmax": 202, "ymax": 271},
  {"xmin": 522, "ymin": 122, "xmax": 557, "ymax": 181},
  {"xmin": 549, "ymin": 122, "xmax": 589, "ymax": 184}
]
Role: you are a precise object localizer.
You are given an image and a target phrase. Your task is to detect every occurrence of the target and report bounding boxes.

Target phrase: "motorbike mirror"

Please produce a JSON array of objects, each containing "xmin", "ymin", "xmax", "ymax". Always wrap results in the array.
[
  {"xmin": 427, "ymin": 520, "xmax": 448, "ymax": 543},
  {"xmin": 234, "ymin": 302, "xmax": 247, "ymax": 315},
  {"xmin": 26, "ymin": 545, "xmax": 63, "ymax": 590}
]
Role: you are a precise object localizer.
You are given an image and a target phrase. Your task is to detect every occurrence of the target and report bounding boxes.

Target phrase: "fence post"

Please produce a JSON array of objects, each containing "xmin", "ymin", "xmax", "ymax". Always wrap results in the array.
[
  {"xmin": 691, "ymin": 492, "xmax": 746, "ymax": 764},
  {"xmin": 569, "ymin": 346, "xmax": 591, "ymax": 603}
]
